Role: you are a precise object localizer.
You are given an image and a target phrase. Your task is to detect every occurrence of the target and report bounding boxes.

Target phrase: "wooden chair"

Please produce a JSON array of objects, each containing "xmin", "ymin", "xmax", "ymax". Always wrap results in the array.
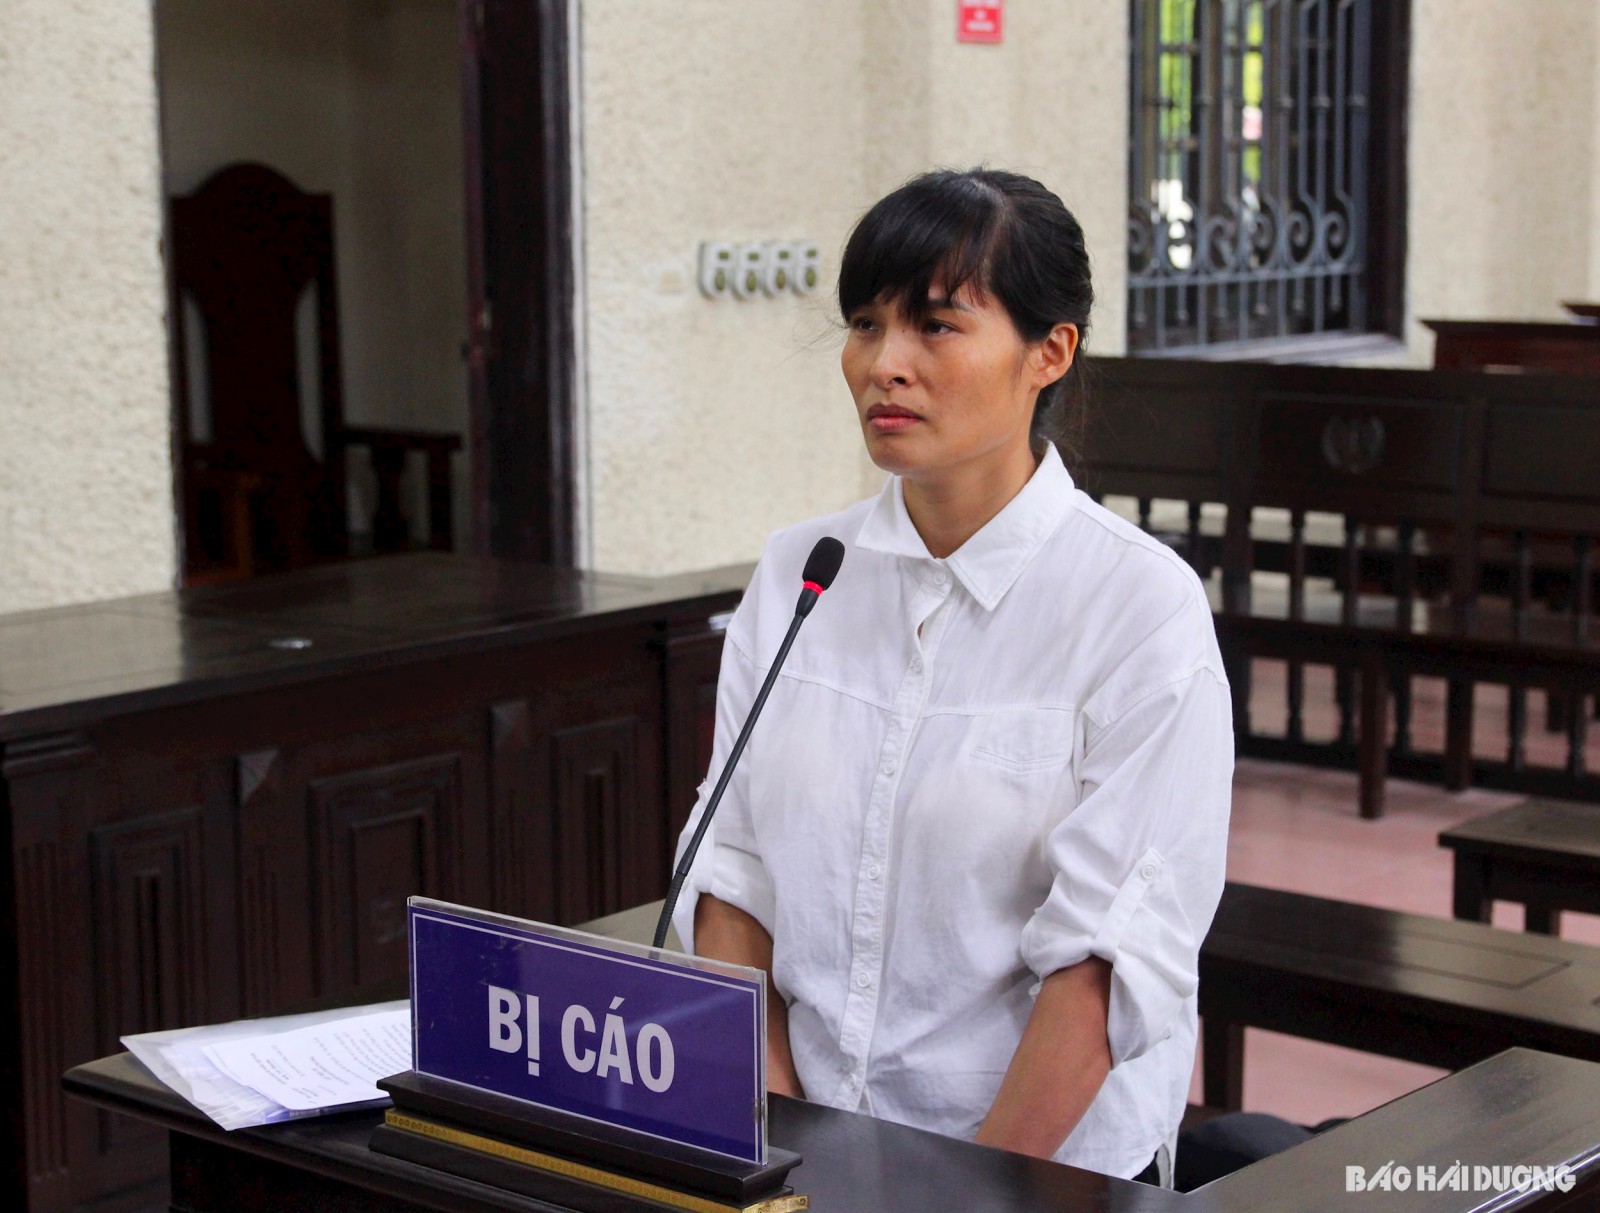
[
  {"xmin": 1443, "ymin": 381, "xmax": 1600, "ymax": 786},
  {"xmin": 1079, "ymin": 356, "xmax": 1600, "ymax": 815},
  {"xmin": 1211, "ymin": 369, "xmax": 1487, "ymax": 816},
  {"xmin": 170, "ymin": 162, "xmax": 461, "ymax": 582}
]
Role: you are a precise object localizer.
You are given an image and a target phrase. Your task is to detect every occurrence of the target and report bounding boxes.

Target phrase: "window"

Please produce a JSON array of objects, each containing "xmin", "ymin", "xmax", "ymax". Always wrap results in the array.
[{"xmin": 1127, "ymin": 0, "xmax": 1407, "ymax": 354}]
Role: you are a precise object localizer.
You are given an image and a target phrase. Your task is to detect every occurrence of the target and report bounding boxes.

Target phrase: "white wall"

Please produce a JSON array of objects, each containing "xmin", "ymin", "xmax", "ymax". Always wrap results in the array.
[
  {"xmin": 914, "ymin": 0, "xmax": 1129, "ymax": 360},
  {"xmin": 578, "ymin": 0, "xmax": 875, "ymax": 577},
  {"xmin": 1405, "ymin": 0, "xmax": 1600, "ymax": 361},
  {"xmin": 157, "ymin": 0, "xmax": 470, "ymax": 546},
  {"xmin": 579, "ymin": 0, "xmax": 1129, "ymax": 575},
  {"xmin": 0, "ymin": 0, "xmax": 175, "ymax": 613},
  {"xmin": 1592, "ymin": 0, "xmax": 1600, "ymax": 297}
]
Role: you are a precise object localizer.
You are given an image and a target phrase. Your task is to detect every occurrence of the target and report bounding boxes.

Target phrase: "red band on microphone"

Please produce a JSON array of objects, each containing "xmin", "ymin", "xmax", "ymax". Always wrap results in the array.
[{"xmin": 802, "ymin": 581, "xmax": 825, "ymax": 596}]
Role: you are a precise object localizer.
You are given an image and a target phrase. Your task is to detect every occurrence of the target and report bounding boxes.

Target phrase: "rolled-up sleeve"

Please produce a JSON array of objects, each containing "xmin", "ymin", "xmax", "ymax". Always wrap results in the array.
[
  {"xmin": 669, "ymin": 617, "xmax": 779, "ymax": 955},
  {"xmin": 1019, "ymin": 641, "xmax": 1233, "ymax": 1065}
]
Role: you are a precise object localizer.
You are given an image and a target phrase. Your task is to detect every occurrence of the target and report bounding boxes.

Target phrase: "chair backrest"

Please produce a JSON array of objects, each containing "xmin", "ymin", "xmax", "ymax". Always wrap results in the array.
[
  {"xmin": 1074, "ymin": 357, "xmax": 1259, "ymax": 594},
  {"xmin": 170, "ymin": 162, "xmax": 347, "ymax": 572},
  {"xmin": 1465, "ymin": 375, "xmax": 1600, "ymax": 648},
  {"xmin": 1224, "ymin": 365, "xmax": 1488, "ymax": 628}
]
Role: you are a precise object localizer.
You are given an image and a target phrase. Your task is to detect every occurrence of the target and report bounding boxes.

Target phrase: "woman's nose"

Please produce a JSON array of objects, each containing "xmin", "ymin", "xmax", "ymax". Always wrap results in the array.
[{"xmin": 871, "ymin": 329, "xmax": 915, "ymax": 388}]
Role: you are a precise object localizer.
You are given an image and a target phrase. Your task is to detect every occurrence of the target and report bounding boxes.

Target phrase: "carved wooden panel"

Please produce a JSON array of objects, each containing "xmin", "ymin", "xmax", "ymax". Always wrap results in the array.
[
  {"xmin": 1485, "ymin": 403, "xmax": 1600, "ymax": 506},
  {"xmin": 234, "ymin": 748, "xmax": 311, "ymax": 1016},
  {"xmin": 663, "ymin": 625, "xmax": 728, "ymax": 847},
  {"xmin": 309, "ymin": 754, "xmax": 461, "ymax": 997},
  {"xmin": 1255, "ymin": 391, "xmax": 1470, "ymax": 517},
  {"xmin": 4, "ymin": 734, "xmax": 96, "ymax": 1211},
  {"xmin": 489, "ymin": 700, "xmax": 549, "ymax": 921},
  {"xmin": 89, "ymin": 807, "xmax": 208, "ymax": 1160},
  {"xmin": 16, "ymin": 838, "xmax": 70, "ymax": 1197},
  {"xmin": 90, "ymin": 807, "xmax": 207, "ymax": 1043},
  {"xmin": 551, "ymin": 718, "xmax": 638, "ymax": 924}
]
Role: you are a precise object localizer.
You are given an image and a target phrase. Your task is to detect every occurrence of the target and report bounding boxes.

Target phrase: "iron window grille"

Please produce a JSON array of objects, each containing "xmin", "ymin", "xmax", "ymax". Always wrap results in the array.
[{"xmin": 1128, "ymin": 0, "xmax": 1406, "ymax": 355}]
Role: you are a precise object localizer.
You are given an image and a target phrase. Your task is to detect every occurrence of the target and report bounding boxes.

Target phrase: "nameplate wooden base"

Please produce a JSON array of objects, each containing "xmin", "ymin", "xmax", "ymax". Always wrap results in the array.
[{"xmin": 372, "ymin": 1072, "xmax": 805, "ymax": 1213}]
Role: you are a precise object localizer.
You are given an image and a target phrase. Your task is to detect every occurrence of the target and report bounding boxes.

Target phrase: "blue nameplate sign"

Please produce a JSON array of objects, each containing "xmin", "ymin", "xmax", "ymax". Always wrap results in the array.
[{"xmin": 408, "ymin": 898, "xmax": 768, "ymax": 1163}]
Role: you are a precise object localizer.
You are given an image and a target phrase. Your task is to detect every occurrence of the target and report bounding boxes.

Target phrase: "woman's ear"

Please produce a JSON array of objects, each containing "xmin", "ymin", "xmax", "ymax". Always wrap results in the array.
[{"xmin": 1033, "ymin": 323, "xmax": 1080, "ymax": 388}]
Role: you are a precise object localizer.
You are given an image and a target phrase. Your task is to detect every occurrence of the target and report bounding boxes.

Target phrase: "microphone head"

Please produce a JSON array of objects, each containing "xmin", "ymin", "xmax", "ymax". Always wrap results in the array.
[{"xmin": 802, "ymin": 537, "xmax": 845, "ymax": 591}]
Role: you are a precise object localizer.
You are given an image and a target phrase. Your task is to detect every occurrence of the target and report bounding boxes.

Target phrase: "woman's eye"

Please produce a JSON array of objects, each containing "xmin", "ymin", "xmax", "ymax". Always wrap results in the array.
[
  {"xmin": 849, "ymin": 315, "xmax": 877, "ymax": 333},
  {"xmin": 923, "ymin": 319, "xmax": 954, "ymax": 335}
]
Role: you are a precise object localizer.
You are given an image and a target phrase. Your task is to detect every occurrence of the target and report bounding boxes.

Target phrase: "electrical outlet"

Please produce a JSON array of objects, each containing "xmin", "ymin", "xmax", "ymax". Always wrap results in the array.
[
  {"xmin": 762, "ymin": 242, "xmax": 795, "ymax": 296},
  {"xmin": 731, "ymin": 244, "xmax": 766, "ymax": 300},
  {"xmin": 697, "ymin": 242, "xmax": 735, "ymax": 299},
  {"xmin": 699, "ymin": 238, "xmax": 820, "ymax": 300},
  {"xmin": 792, "ymin": 241, "xmax": 822, "ymax": 295}
]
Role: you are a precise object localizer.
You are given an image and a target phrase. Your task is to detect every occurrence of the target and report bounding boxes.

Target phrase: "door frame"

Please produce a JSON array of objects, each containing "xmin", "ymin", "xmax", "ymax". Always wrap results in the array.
[{"xmin": 460, "ymin": 0, "xmax": 580, "ymax": 566}]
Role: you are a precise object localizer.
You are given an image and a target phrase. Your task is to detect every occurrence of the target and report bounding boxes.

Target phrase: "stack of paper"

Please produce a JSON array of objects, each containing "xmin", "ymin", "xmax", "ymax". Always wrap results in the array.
[{"xmin": 123, "ymin": 1000, "xmax": 411, "ymax": 1130}]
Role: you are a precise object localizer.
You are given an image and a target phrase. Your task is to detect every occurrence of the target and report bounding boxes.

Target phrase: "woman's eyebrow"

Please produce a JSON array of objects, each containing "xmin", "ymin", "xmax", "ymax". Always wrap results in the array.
[{"xmin": 924, "ymin": 294, "xmax": 972, "ymax": 312}]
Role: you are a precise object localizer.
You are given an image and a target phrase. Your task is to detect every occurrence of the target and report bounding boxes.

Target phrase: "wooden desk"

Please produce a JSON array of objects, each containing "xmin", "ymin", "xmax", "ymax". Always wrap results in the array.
[
  {"xmin": 1423, "ymin": 318, "xmax": 1600, "ymax": 375},
  {"xmin": 62, "ymin": 1047, "xmax": 1600, "ymax": 1211},
  {"xmin": 1440, "ymin": 799, "xmax": 1600, "ymax": 935},
  {"xmin": 0, "ymin": 554, "xmax": 751, "ymax": 1213},
  {"xmin": 1199, "ymin": 883, "xmax": 1600, "ymax": 1110}
]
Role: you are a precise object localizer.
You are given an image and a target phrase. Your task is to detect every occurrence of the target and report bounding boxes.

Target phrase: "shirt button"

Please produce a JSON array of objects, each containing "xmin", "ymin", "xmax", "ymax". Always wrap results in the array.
[
  {"xmin": 855, "ymin": 972, "xmax": 871, "ymax": 989},
  {"xmin": 881, "ymin": 758, "xmax": 896, "ymax": 776},
  {"xmin": 933, "ymin": 571, "xmax": 949, "ymax": 587},
  {"xmin": 867, "ymin": 863, "xmax": 882, "ymax": 880},
  {"xmin": 910, "ymin": 658, "xmax": 923, "ymax": 674},
  {"xmin": 1140, "ymin": 862, "xmax": 1159, "ymax": 881}
]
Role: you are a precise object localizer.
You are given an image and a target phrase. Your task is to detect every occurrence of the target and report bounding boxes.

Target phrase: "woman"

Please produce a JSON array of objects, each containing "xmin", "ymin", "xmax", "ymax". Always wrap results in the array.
[{"xmin": 671, "ymin": 169, "xmax": 1231, "ymax": 1187}]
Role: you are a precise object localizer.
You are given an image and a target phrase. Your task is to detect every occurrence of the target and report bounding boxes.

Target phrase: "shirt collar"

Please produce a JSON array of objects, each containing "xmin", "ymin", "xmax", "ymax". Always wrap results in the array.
[{"xmin": 854, "ymin": 442, "xmax": 1078, "ymax": 611}]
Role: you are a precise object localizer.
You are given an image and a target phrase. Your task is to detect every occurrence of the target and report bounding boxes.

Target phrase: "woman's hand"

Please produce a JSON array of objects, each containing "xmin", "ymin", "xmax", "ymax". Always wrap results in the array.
[
  {"xmin": 693, "ymin": 894, "xmax": 805, "ymax": 1099},
  {"xmin": 974, "ymin": 956, "xmax": 1112, "ymax": 1159}
]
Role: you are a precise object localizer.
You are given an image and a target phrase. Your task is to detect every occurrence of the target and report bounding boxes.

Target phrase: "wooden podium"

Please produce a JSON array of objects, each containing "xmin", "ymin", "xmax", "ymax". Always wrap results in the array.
[{"xmin": 65, "ymin": 1047, "xmax": 1600, "ymax": 1212}]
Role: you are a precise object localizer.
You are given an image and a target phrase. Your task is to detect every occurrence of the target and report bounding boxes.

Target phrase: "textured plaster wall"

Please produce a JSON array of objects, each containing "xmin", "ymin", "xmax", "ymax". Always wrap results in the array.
[
  {"xmin": 158, "ymin": 0, "xmax": 470, "ymax": 547},
  {"xmin": 915, "ymin": 0, "xmax": 1129, "ymax": 362},
  {"xmin": 1405, "ymin": 0, "xmax": 1600, "ymax": 361},
  {"xmin": 1589, "ymin": 1, "xmax": 1600, "ymax": 298},
  {"xmin": 581, "ymin": 0, "xmax": 1129, "ymax": 575},
  {"xmin": 580, "ymin": 0, "xmax": 871, "ymax": 576},
  {"xmin": 0, "ymin": 0, "xmax": 176, "ymax": 612}
]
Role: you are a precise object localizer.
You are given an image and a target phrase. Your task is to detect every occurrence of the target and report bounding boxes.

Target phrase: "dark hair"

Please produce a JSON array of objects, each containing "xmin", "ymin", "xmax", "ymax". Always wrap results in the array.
[{"xmin": 837, "ymin": 168, "xmax": 1094, "ymax": 452}]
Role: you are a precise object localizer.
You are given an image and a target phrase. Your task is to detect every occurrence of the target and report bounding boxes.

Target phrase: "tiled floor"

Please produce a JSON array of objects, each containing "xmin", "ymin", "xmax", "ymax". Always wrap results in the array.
[{"xmin": 1194, "ymin": 660, "xmax": 1600, "ymax": 1125}]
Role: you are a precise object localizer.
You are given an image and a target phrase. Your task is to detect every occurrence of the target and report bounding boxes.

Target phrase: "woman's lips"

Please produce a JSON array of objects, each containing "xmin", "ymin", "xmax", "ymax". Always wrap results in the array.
[{"xmin": 867, "ymin": 404, "xmax": 922, "ymax": 433}]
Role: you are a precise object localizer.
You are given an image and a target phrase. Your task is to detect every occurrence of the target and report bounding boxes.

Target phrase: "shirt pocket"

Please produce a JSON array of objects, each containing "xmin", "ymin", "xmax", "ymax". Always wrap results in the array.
[
  {"xmin": 902, "ymin": 707, "xmax": 1080, "ymax": 910},
  {"xmin": 966, "ymin": 708, "xmax": 1075, "ymax": 775}
]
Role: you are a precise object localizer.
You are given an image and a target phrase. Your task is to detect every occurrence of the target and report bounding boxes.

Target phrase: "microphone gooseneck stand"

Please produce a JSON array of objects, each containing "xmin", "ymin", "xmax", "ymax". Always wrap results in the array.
[{"xmin": 651, "ymin": 537, "xmax": 844, "ymax": 950}]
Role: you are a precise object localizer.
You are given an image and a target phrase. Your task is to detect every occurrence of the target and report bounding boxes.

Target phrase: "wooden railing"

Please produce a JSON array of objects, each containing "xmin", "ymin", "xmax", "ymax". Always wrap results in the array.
[{"xmin": 1074, "ymin": 357, "xmax": 1600, "ymax": 816}]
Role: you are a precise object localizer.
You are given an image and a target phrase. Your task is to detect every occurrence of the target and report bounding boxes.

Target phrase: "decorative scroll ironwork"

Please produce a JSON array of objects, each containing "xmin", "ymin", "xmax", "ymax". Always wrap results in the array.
[{"xmin": 1128, "ymin": 0, "xmax": 1373, "ymax": 352}]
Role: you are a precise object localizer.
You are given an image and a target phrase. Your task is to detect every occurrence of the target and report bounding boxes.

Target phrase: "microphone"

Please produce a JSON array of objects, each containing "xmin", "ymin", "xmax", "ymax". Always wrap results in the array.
[{"xmin": 652, "ymin": 536, "xmax": 845, "ymax": 950}]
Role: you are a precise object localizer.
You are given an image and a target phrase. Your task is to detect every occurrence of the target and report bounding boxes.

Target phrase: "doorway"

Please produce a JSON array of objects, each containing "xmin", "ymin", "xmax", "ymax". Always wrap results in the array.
[{"xmin": 154, "ymin": 0, "xmax": 577, "ymax": 579}]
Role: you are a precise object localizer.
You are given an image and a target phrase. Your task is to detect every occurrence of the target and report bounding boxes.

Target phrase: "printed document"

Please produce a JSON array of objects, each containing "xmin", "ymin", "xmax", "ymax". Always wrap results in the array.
[
  {"xmin": 202, "ymin": 1008, "xmax": 411, "ymax": 1111},
  {"xmin": 123, "ymin": 1000, "xmax": 409, "ymax": 1130}
]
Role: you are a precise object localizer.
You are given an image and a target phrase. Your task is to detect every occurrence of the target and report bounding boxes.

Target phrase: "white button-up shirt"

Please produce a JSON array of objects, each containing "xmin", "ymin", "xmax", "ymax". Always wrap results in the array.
[{"xmin": 672, "ymin": 443, "xmax": 1232, "ymax": 1179}]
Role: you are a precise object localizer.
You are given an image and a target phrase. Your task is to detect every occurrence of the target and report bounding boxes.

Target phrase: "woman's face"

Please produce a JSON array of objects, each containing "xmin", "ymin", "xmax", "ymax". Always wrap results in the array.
[{"xmin": 841, "ymin": 282, "xmax": 1076, "ymax": 486}]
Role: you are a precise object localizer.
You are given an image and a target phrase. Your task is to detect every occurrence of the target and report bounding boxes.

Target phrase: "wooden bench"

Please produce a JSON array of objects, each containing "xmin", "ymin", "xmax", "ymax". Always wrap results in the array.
[
  {"xmin": 1198, "ymin": 883, "xmax": 1600, "ymax": 1110},
  {"xmin": 1440, "ymin": 799, "xmax": 1600, "ymax": 935},
  {"xmin": 1080, "ymin": 357, "xmax": 1600, "ymax": 817}
]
